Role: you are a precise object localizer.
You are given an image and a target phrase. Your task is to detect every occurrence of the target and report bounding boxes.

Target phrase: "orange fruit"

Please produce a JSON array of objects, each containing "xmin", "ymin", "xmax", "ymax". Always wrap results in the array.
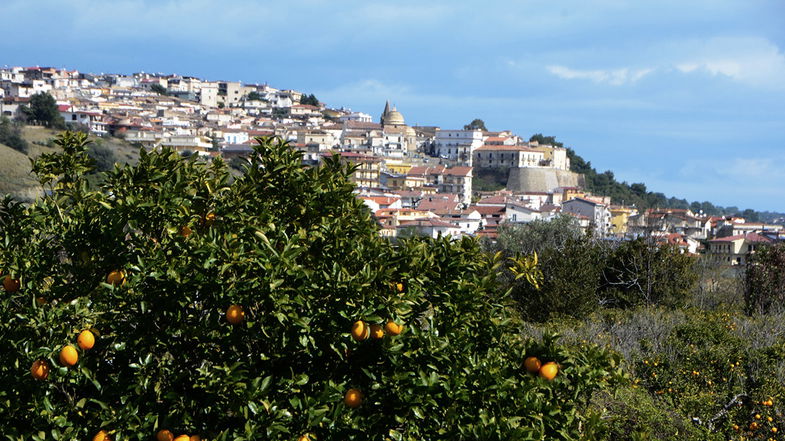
[
  {"xmin": 35, "ymin": 296, "xmax": 47, "ymax": 306},
  {"xmin": 106, "ymin": 270, "xmax": 125, "ymax": 286},
  {"xmin": 772, "ymin": 427, "xmax": 778, "ymax": 433},
  {"xmin": 755, "ymin": 414, "xmax": 761, "ymax": 419},
  {"xmin": 369, "ymin": 324, "xmax": 384, "ymax": 339},
  {"xmin": 226, "ymin": 304, "xmax": 245, "ymax": 325},
  {"xmin": 539, "ymin": 362, "xmax": 559, "ymax": 381},
  {"xmin": 180, "ymin": 226, "xmax": 192, "ymax": 237},
  {"xmin": 78, "ymin": 330, "xmax": 96, "ymax": 350},
  {"xmin": 298, "ymin": 436, "xmax": 310, "ymax": 441},
  {"xmin": 157, "ymin": 430, "xmax": 174, "ymax": 441},
  {"xmin": 384, "ymin": 320, "xmax": 403, "ymax": 336},
  {"xmin": 344, "ymin": 388, "xmax": 363, "ymax": 408},
  {"xmin": 59, "ymin": 345, "xmax": 79, "ymax": 367},
  {"xmin": 750, "ymin": 422, "xmax": 759, "ymax": 430},
  {"xmin": 203, "ymin": 212, "xmax": 216, "ymax": 226},
  {"xmin": 351, "ymin": 320, "xmax": 369, "ymax": 341},
  {"xmin": 93, "ymin": 430, "xmax": 111, "ymax": 441},
  {"xmin": 396, "ymin": 282, "xmax": 404, "ymax": 292},
  {"xmin": 189, "ymin": 436, "xmax": 201, "ymax": 441},
  {"xmin": 30, "ymin": 360, "xmax": 50, "ymax": 380},
  {"xmin": 173, "ymin": 436, "xmax": 190, "ymax": 441},
  {"xmin": 523, "ymin": 356, "xmax": 542, "ymax": 374},
  {"xmin": 3, "ymin": 275, "xmax": 20, "ymax": 293}
]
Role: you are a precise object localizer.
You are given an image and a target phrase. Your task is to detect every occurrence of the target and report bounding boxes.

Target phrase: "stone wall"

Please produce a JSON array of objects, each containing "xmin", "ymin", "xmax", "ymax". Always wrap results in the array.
[{"xmin": 506, "ymin": 167, "xmax": 584, "ymax": 193}]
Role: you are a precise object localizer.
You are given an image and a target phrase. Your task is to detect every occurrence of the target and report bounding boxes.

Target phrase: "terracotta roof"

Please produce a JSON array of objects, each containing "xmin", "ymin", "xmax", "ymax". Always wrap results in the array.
[
  {"xmin": 474, "ymin": 144, "xmax": 539, "ymax": 152},
  {"xmin": 398, "ymin": 218, "xmax": 456, "ymax": 229},
  {"xmin": 443, "ymin": 166, "xmax": 472, "ymax": 177},
  {"xmin": 476, "ymin": 195, "xmax": 507, "ymax": 206},
  {"xmin": 360, "ymin": 196, "xmax": 400, "ymax": 206},
  {"xmin": 408, "ymin": 165, "xmax": 446, "ymax": 176},
  {"xmin": 471, "ymin": 205, "xmax": 506, "ymax": 216},
  {"xmin": 417, "ymin": 199, "xmax": 460, "ymax": 212},
  {"xmin": 709, "ymin": 233, "xmax": 772, "ymax": 243}
]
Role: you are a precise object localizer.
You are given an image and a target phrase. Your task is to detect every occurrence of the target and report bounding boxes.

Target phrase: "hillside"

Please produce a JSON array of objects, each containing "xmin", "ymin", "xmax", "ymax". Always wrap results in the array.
[
  {"xmin": 529, "ymin": 134, "xmax": 782, "ymax": 221},
  {"xmin": 0, "ymin": 126, "xmax": 141, "ymax": 201}
]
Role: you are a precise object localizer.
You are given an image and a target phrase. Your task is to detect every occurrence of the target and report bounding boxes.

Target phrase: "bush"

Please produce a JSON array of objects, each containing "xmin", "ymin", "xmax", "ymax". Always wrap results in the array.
[
  {"xmin": 510, "ymin": 237, "xmax": 606, "ymax": 322},
  {"xmin": 602, "ymin": 238, "xmax": 698, "ymax": 308},
  {"xmin": 0, "ymin": 132, "xmax": 623, "ymax": 439},
  {"xmin": 87, "ymin": 141, "xmax": 118, "ymax": 173},
  {"xmin": 0, "ymin": 116, "xmax": 28, "ymax": 153}
]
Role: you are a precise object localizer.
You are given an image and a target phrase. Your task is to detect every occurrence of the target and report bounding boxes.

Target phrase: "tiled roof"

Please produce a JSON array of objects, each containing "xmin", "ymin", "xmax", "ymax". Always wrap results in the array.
[{"xmin": 709, "ymin": 233, "xmax": 772, "ymax": 243}]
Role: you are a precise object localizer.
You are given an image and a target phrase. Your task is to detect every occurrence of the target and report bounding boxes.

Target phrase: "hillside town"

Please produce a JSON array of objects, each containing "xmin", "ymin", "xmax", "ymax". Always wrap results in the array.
[{"xmin": 2, "ymin": 65, "xmax": 782, "ymax": 263}]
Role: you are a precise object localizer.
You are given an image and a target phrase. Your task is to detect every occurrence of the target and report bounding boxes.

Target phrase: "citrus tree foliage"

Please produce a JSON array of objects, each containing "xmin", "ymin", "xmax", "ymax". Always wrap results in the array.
[{"xmin": 0, "ymin": 133, "xmax": 621, "ymax": 440}]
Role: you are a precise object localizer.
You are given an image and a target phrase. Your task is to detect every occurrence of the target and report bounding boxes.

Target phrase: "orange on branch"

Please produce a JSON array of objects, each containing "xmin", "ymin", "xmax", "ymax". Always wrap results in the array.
[
  {"xmin": 539, "ymin": 362, "xmax": 559, "ymax": 381},
  {"xmin": 106, "ymin": 270, "xmax": 125, "ymax": 286},
  {"xmin": 156, "ymin": 429, "xmax": 174, "ymax": 441},
  {"xmin": 30, "ymin": 360, "xmax": 50, "ymax": 380},
  {"xmin": 351, "ymin": 320, "xmax": 369, "ymax": 341},
  {"xmin": 59, "ymin": 345, "xmax": 78, "ymax": 367},
  {"xmin": 226, "ymin": 304, "xmax": 245, "ymax": 325},
  {"xmin": 369, "ymin": 324, "xmax": 384, "ymax": 339},
  {"xmin": 3, "ymin": 275, "xmax": 20, "ymax": 293},
  {"xmin": 523, "ymin": 356, "xmax": 542, "ymax": 374},
  {"xmin": 384, "ymin": 320, "xmax": 403, "ymax": 336},
  {"xmin": 77, "ymin": 330, "xmax": 95, "ymax": 350},
  {"xmin": 344, "ymin": 388, "xmax": 363, "ymax": 408}
]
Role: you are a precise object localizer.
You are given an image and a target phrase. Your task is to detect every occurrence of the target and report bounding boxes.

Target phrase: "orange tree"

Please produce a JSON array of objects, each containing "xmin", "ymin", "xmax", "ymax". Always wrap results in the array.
[{"xmin": 0, "ymin": 132, "xmax": 623, "ymax": 440}]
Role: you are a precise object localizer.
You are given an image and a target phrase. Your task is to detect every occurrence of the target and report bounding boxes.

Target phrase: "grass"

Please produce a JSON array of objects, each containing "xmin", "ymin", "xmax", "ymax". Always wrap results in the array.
[{"xmin": 0, "ymin": 126, "xmax": 144, "ymax": 202}]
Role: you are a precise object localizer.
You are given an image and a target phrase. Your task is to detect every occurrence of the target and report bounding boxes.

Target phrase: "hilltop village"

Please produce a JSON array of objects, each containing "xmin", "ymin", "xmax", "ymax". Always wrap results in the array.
[{"xmin": 1, "ymin": 66, "xmax": 782, "ymax": 263}]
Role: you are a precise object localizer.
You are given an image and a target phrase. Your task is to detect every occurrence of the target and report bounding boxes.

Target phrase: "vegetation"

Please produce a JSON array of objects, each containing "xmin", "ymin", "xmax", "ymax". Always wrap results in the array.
[
  {"xmin": 0, "ymin": 132, "xmax": 623, "ymax": 439},
  {"xmin": 245, "ymin": 91, "xmax": 265, "ymax": 101},
  {"xmin": 0, "ymin": 116, "xmax": 28, "ymax": 153},
  {"xmin": 463, "ymin": 118, "xmax": 487, "ymax": 131},
  {"xmin": 490, "ymin": 218, "xmax": 698, "ymax": 321},
  {"xmin": 300, "ymin": 94, "xmax": 320, "ymax": 106},
  {"xmin": 493, "ymin": 218, "xmax": 785, "ymax": 441},
  {"xmin": 150, "ymin": 84, "xmax": 169, "ymax": 96},
  {"xmin": 21, "ymin": 92, "xmax": 66, "ymax": 129},
  {"xmin": 744, "ymin": 243, "xmax": 785, "ymax": 315},
  {"xmin": 473, "ymin": 167, "xmax": 507, "ymax": 192}
]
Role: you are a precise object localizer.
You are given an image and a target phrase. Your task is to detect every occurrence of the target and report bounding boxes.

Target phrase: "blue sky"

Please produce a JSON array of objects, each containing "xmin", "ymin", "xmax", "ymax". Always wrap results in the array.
[{"xmin": 2, "ymin": 0, "xmax": 784, "ymax": 211}]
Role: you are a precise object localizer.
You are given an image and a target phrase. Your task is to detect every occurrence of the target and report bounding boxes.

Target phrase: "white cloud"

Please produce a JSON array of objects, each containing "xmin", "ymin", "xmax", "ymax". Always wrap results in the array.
[
  {"xmin": 546, "ymin": 65, "xmax": 654, "ymax": 86},
  {"xmin": 547, "ymin": 37, "xmax": 785, "ymax": 89},
  {"xmin": 673, "ymin": 37, "xmax": 785, "ymax": 88}
]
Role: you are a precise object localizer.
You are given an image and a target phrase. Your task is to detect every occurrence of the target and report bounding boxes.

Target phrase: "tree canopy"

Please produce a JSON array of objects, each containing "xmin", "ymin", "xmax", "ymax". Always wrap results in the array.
[
  {"xmin": 300, "ymin": 94, "xmax": 319, "ymax": 106},
  {"xmin": 463, "ymin": 119, "xmax": 487, "ymax": 131},
  {"xmin": 21, "ymin": 92, "xmax": 66, "ymax": 129}
]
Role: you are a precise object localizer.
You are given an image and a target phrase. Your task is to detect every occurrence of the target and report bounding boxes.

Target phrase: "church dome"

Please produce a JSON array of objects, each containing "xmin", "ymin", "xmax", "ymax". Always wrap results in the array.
[{"xmin": 385, "ymin": 109, "xmax": 405, "ymax": 126}]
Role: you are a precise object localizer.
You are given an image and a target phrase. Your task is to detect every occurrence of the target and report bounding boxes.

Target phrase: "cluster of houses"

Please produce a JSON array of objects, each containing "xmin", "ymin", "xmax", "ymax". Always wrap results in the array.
[{"xmin": 2, "ymin": 65, "xmax": 781, "ymax": 265}]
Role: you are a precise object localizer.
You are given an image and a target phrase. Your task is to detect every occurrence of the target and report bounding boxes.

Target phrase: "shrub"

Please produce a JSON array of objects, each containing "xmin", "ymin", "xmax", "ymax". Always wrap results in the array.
[
  {"xmin": 744, "ymin": 243, "xmax": 785, "ymax": 315},
  {"xmin": 0, "ymin": 116, "xmax": 28, "ymax": 153},
  {"xmin": 601, "ymin": 238, "xmax": 698, "ymax": 308}
]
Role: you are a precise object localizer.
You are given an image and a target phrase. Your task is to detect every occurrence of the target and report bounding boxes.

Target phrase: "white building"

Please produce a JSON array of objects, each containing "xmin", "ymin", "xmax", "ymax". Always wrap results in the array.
[
  {"xmin": 562, "ymin": 198, "xmax": 612, "ymax": 237},
  {"xmin": 434, "ymin": 129, "xmax": 484, "ymax": 164},
  {"xmin": 339, "ymin": 112, "xmax": 373, "ymax": 123},
  {"xmin": 472, "ymin": 145, "xmax": 545, "ymax": 168}
]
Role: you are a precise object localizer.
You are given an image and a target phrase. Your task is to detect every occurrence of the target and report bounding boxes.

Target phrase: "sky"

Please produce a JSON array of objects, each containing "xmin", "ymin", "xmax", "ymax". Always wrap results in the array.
[{"xmin": 1, "ymin": 0, "xmax": 784, "ymax": 211}]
